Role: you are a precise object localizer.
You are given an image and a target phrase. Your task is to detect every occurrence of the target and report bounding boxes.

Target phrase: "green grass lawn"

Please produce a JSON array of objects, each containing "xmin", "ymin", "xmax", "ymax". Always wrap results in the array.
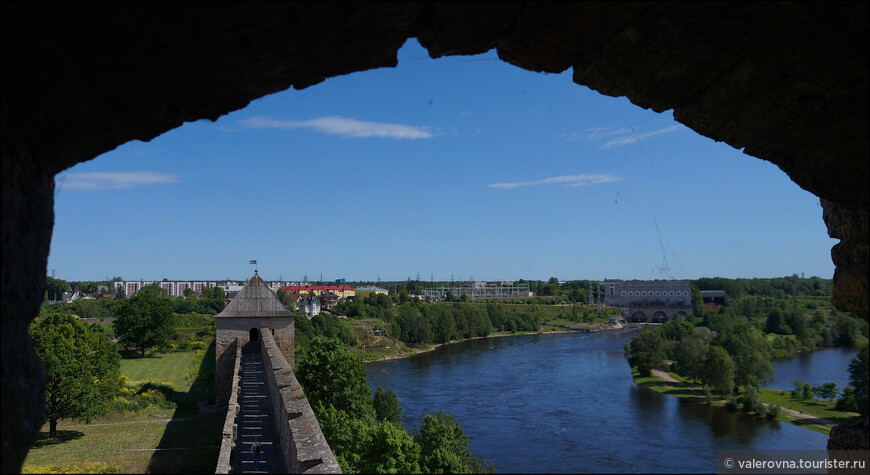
[
  {"xmin": 24, "ymin": 342, "xmax": 220, "ymax": 473},
  {"xmin": 632, "ymin": 371, "xmax": 710, "ymax": 403},
  {"xmin": 758, "ymin": 388, "xmax": 861, "ymax": 425},
  {"xmin": 23, "ymin": 414, "xmax": 224, "ymax": 473},
  {"xmin": 120, "ymin": 351, "xmax": 199, "ymax": 392}
]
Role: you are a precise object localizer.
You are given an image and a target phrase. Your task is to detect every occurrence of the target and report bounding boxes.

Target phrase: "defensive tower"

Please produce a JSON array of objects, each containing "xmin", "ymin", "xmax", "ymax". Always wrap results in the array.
[{"xmin": 214, "ymin": 271, "xmax": 295, "ymax": 405}]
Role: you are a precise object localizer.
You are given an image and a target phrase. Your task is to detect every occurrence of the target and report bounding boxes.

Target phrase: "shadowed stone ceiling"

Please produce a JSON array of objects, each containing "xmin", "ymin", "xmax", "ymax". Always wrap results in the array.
[{"xmin": 2, "ymin": 2, "xmax": 867, "ymax": 472}]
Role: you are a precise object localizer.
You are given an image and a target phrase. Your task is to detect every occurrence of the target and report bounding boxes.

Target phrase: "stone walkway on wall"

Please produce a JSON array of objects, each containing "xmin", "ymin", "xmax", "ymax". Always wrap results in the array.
[{"xmin": 231, "ymin": 350, "xmax": 281, "ymax": 474}]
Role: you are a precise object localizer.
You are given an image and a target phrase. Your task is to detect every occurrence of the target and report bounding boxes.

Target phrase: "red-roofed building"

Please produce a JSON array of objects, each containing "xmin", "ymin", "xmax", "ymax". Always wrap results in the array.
[{"xmin": 279, "ymin": 285, "xmax": 355, "ymax": 299}]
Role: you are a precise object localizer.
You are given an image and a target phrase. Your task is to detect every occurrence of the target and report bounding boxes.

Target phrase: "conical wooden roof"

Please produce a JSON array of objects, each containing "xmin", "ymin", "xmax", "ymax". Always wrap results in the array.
[{"xmin": 215, "ymin": 272, "xmax": 293, "ymax": 318}]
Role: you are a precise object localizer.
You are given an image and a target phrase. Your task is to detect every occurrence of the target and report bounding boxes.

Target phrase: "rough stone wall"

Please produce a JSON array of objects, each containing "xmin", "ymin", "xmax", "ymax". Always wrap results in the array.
[
  {"xmin": 215, "ymin": 317, "xmax": 294, "ymax": 405},
  {"xmin": 215, "ymin": 339, "xmax": 242, "ymax": 474},
  {"xmin": 823, "ymin": 199, "xmax": 869, "ymax": 321},
  {"xmin": 1, "ymin": 151, "xmax": 54, "ymax": 470},
  {"xmin": 259, "ymin": 329, "xmax": 341, "ymax": 473},
  {"xmin": 827, "ymin": 417, "xmax": 870, "ymax": 452},
  {"xmin": 3, "ymin": 3, "xmax": 868, "ymax": 471}
]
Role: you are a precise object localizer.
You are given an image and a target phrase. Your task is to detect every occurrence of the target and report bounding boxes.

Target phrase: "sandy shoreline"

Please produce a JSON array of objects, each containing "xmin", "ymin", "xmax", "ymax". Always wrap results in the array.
[{"xmin": 361, "ymin": 322, "xmax": 627, "ymax": 363}]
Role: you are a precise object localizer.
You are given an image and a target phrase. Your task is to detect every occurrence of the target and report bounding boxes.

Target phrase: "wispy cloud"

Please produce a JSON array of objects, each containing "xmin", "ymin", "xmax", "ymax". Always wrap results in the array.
[
  {"xmin": 562, "ymin": 125, "xmax": 684, "ymax": 148},
  {"xmin": 239, "ymin": 115, "xmax": 435, "ymax": 139},
  {"xmin": 57, "ymin": 171, "xmax": 180, "ymax": 191},
  {"xmin": 487, "ymin": 173, "xmax": 621, "ymax": 189},
  {"xmin": 599, "ymin": 125, "xmax": 683, "ymax": 149},
  {"xmin": 562, "ymin": 127, "xmax": 632, "ymax": 142}
]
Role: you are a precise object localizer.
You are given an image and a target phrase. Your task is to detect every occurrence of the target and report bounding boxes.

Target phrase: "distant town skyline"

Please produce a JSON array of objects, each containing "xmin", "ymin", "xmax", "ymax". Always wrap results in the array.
[
  {"xmin": 47, "ymin": 39, "xmax": 837, "ymax": 283},
  {"xmin": 58, "ymin": 272, "xmax": 830, "ymax": 285}
]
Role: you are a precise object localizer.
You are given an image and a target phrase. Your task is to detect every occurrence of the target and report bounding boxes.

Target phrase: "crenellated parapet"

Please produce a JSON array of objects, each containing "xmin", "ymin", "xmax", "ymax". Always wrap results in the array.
[
  {"xmin": 215, "ymin": 339, "xmax": 242, "ymax": 474},
  {"xmin": 258, "ymin": 328, "xmax": 341, "ymax": 473}
]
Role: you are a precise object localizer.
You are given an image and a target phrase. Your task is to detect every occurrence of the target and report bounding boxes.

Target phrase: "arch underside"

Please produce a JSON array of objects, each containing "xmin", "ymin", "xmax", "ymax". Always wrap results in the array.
[{"xmin": 2, "ymin": 2, "xmax": 868, "ymax": 472}]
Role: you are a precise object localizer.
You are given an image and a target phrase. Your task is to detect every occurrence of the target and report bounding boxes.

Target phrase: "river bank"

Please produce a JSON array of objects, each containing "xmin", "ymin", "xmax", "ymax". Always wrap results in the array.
[
  {"xmin": 358, "ymin": 321, "xmax": 628, "ymax": 362},
  {"xmin": 365, "ymin": 327, "xmax": 831, "ymax": 473},
  {"xmin": 636, "ymin": 368, "xmax": 861, "ymax": 435}
]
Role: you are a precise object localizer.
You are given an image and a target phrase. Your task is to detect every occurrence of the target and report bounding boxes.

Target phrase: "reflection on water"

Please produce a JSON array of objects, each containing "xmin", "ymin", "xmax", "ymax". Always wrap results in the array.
[{"xmin": 365, "ymin": 329, "xmax": 830, "ymax": 473}]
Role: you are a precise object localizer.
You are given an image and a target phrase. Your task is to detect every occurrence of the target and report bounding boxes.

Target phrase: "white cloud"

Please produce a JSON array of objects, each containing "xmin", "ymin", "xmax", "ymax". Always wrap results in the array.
[
  {"xmin": 562, "ymin": 127, "xmax": 632, "ymax": 142},
  {"xmin": 599, "ymin": 125, "xmax": 683, "ymax": 149},
  {"xmin": 58, "ymin": 171, "xmax": 180, "ymax": 191},
  {"xmin": 561, "ymin": 125, "xmax": 684, "ymax": 148},
  {"xmin": 487, "ymin": 173, "xmax": 621, "ymax": 189},
  {"xmin": 239, "ymin": 115, "xmax": 435, "ymax": 139}
]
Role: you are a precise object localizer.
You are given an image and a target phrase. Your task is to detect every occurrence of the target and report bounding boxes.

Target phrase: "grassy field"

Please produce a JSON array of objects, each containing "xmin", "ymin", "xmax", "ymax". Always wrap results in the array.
[
  {"xmin": 758, "ymin": 388, "xmax": 861, "ymax": 427},
  {"xmin": 23, "ymin": 335, "xmax": 220, "ymax": 473},
  {"xmin": 23, "ymin": 414, "xmax": 224, "ymax": 473},
  {"xmin": 120, "ymin": 351, "xmax": 199, "ymax": 391}
]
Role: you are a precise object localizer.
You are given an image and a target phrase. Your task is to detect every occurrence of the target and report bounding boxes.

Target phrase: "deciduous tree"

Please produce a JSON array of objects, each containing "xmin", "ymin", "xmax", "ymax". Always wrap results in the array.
[
  {"xmin": 373, "ymin": 386, "xmax": 403, "ymax": 425},
  {"xmin": 624, "ymin": 327, "xmax": 666, "ymax": 376},
  {"xmin": 29, "ymin": 314, "xmax": 123, "ymax": 437},
  {"xmin": 297, "ymin": 336, "xmax": 375, "ymax": 421},
  {"xmin": 848, "ymin": 346, "xmax": 868, "ymax": 415},
  {"xmin": 703, "ymin": 345, "xmax": 735, "ymax": 396},
  {"xmin": 674, "ymin": 335, "xmax": 709, "ymax": 383},
  {"xmin": 414, "ymin": 410, "xmax": 473, "ymax": 474},
  {"xmin": 45, "ymin": 276, "xmax": 69, "ymax": 302},
  {"xmin": 112, "ymin": 285, "xmax": 175, "ymax": 357},
  {"xmin": 359, "ymin": 420, "xmax": 421, "ymax": 474}
]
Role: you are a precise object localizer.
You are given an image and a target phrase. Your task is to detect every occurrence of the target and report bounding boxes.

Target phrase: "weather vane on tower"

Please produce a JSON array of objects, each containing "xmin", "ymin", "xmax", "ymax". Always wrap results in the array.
[{"xmin": 249, "ymin": 259, "xmax": 258, "ymax": 274}]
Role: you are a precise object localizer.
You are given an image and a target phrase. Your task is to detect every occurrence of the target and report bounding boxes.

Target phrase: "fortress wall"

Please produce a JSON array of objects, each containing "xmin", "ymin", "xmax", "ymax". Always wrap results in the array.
[
  {"xmin": 215, "ymin": 339, "xmax": 242, "ymax": 474},
  {"xmin": 259, "ymin": 328, "xmax": 341, "ymax": 473},
  {"xmin": 215, "ymin": 317, "xmax": 294, "ymax": 405}
]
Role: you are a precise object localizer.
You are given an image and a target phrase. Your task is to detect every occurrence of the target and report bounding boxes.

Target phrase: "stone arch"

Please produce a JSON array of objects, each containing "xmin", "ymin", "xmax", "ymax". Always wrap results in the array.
[
  {"xmin": 631, "ymin": 311, "xmax": 648, "ymax": 323},
  {"xmin": 249, "ymin": 328, "xmax": 260, "ymax": 342},
  {"xmin": 2, "ymin": 3, "xmax": 868, "ymax": 470},
  {"xmin": 653, "ymin": 311, "xmax": 668, "ymax": 323}
]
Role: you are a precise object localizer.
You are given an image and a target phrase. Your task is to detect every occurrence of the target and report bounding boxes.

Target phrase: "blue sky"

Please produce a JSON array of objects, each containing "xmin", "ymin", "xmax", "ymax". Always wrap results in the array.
[{"xmin": 48, "ymin": 39, "xmax": 836, "ymax": 283}]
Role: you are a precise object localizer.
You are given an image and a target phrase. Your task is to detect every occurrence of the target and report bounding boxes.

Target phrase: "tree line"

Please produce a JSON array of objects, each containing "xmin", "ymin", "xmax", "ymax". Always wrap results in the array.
[
  {"xmin": 41, "ymin": 282, "xmax": 228, "ymax": 319},
  {"xmin": 333, "ymin": 295, "xmax": 543, "ymax": 347},
  {"xmin": 624, "ymin": 298, "xmax": 869, "ymax": 415},
  {"xmin": 694, "ymin": 275, "xmax": 833, "ymax": 298}
]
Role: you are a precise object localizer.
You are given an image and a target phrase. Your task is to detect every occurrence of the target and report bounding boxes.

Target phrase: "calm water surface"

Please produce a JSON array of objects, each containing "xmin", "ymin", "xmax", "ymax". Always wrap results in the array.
[
  {"xmin": 364, "ymin": 328, "xmax": 833, "ymax": 473},
  {"xmin": 767, "ymin": 346, "xmax": 858, "ymax": 391}
]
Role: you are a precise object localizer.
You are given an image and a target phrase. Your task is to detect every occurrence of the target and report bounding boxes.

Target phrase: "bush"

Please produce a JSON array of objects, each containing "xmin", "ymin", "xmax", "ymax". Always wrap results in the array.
[
  {"xmin": 835, "ymin": 387, "xmax": 860, "ymax": 412},
  {"xmin": 766, "ymin": 404, "xmax": 780, "ymax": 419},
  {"xmin": 112, "ymin": 379, "xmax": 177, "ymax": 412},
  {"xmin": 188, "ymin": 340, "xmax": 207, "ymax": 351},
  {"xmin": 725, "ymin": 399, "xmax": 739, "ymax": 411},
  {"xmin": 741, "ymin": 386, "xmax": 759, "ymax": 413},
  {"xmin": 753, "ymin": 402, "xmax": 766, "ymax": 416}
]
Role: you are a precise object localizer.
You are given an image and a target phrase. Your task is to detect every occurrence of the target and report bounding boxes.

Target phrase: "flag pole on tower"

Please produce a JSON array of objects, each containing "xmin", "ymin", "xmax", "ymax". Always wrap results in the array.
[{"xmin": 249, "ymin": 259, "xmax": 257, "ymax": 274}]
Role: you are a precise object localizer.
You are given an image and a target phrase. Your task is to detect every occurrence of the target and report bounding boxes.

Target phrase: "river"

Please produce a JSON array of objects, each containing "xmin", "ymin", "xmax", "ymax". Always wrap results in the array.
[
  {"xmin": 364, "ymin": 328, "xmax": 843, "ymax": 473},
  {"xmin": 767, "ymin": 346, "xmax": 859, "ymax": 391}
]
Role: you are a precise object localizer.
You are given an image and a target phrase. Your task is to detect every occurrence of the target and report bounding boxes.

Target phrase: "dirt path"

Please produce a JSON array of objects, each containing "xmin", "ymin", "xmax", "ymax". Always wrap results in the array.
[
  {"xmin": 777, "ymin": 406, "xmax": 835, "ymax": 427},
  {"xmin": 651, "ymin": 369, "xmax": 681, "ymax": 383}
]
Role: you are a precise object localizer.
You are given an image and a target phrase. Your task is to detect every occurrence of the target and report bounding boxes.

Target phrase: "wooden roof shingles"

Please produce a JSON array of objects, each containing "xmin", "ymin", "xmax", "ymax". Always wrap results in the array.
[{"xmin": 215, "ymin": 273, "xmax": 293, "ymax": 318}]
